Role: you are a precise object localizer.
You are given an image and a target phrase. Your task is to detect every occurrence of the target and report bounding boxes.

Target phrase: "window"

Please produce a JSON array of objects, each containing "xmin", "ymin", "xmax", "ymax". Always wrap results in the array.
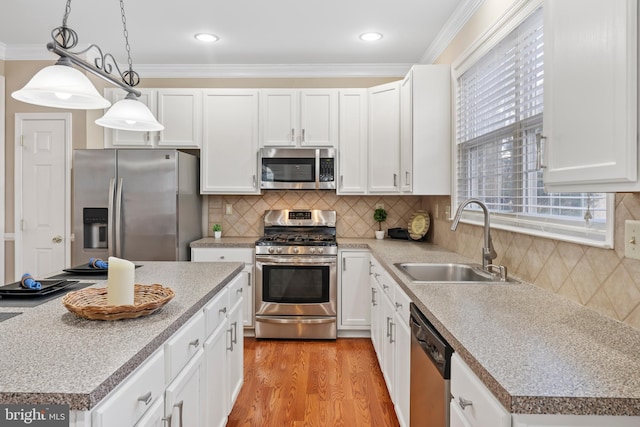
[{"xmin": 454, "ymin": 6, "xmax": 611, "ymax": 247}]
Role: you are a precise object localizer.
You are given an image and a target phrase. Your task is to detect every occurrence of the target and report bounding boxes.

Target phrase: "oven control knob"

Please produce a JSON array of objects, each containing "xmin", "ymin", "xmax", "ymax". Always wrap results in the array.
[
  {"xmin": 293, "ymin": 247, "xmax": 300, "ymax": 254},
  {"xmin": 276, "ymin": 247, "xmax": 283, "ymax": 254},
  {"xmin": 268, "ymin": 247, "xmax": 275, "ymax": 254},
  {"xmin": 318, "ymin": 247, "xmax": 324, "ymax": 254},
  {"xmin": 309, "ymin": 247, "xmax": 316, "ymax": 254}
]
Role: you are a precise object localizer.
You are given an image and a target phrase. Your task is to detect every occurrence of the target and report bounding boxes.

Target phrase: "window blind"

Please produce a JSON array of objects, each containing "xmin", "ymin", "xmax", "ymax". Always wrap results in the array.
[{"xmin": 455, "ymin": 7, "xmax": 610, "ymax": 246}]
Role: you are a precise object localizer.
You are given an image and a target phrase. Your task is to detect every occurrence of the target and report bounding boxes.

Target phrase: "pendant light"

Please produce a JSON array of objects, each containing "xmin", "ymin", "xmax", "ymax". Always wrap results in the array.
[{"xmin": 11, "ymin": 0, "xmax": 163, "ymax": 132}]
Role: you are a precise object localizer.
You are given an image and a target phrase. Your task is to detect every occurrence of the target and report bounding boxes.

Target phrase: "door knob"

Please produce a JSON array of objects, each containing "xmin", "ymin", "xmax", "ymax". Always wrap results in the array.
[{"xmin": 52, "ymin": 235, "xmax": 63, "ymax": 243}]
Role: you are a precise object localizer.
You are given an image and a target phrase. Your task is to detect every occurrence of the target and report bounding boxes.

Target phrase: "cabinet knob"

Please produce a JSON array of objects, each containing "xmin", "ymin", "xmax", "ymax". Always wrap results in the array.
[
  {"xmin": 219, "ymin": 306, "xmax": 227, "ymax": 315},
  {"xmin": 458, "ymin": 396, "xmax": 473, "ymax": 410},
  {"xmin": 137, "ymin": 391, "xmax": 152, "ymax": 405},
  {"xmin": 188, "ymin": 338, "xmax": 200, "ymax": 348}
]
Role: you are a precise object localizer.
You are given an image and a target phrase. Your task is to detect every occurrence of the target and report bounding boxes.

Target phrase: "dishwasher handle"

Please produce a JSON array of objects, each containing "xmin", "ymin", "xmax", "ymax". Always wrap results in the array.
[{"xmin": 410, "ymin": 303, "xmax": 453, "ymax": 379}]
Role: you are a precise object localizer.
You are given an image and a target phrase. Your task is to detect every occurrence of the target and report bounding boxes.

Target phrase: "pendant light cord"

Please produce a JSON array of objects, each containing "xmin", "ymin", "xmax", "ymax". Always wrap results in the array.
[{"xmin": 119, "ymin": 0, "xmax": 140, "ymax": 87}]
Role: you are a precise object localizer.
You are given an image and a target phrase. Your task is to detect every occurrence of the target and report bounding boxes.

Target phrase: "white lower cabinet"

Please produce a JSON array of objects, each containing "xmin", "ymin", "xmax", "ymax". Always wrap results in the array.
[
  {"xmin": 370, "ymin": 257, "xmax": 411, "ymax": 427},
  {"xmin": 227, "ymin": 288, "xmax": 244, "ymax": 404},
  {"xmin": 191, "ymin": 247, "xmax": 254, "ymax": 329},
  {"xmin": 338, "ymin": 250, "xmax": 371, "ymax": 332},
  {"xmin": 165, "ymin": 348, "xmax": 205, "ymax": 427},
  {"xmin": 450, "ymin": 353, "xmax": 510, "ymax": 427}
]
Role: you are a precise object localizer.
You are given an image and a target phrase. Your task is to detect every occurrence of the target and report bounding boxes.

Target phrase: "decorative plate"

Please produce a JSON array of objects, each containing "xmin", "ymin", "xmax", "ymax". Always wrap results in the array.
[{"xmin": 407, "ymin": 210, "xmax": 430, "ymax": 241}]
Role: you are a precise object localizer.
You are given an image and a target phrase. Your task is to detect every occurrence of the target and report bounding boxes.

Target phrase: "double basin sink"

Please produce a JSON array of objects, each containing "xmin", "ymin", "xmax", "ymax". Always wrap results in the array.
[{"xmin": 395, "ymin": 263, "xmax": 515, "ymax": 283}]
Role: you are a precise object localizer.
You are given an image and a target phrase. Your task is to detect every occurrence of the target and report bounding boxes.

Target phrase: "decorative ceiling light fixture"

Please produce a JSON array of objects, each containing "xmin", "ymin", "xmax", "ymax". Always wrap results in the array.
[{"xmin": 12, "ymin": 0, "xmax": 163, "ymax": 132}]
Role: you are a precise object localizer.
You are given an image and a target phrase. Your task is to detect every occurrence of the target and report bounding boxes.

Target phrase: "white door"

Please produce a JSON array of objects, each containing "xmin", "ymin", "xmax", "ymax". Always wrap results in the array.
[{"xmin": 15, "ymin": 113, "xmax": 71, "ymax": 279}]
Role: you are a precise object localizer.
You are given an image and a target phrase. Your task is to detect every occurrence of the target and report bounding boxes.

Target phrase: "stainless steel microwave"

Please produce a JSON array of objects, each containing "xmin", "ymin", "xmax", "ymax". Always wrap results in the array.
[{"xmin": 260, "ymin": 148, "xmax": 336, "ymax": 190}]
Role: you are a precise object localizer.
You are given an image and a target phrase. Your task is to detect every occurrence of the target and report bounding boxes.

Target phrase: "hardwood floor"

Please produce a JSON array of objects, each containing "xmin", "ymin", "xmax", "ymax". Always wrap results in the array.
[{"xmin": 227, "ymin": 338, "xmax": 400, "ymax": 427}]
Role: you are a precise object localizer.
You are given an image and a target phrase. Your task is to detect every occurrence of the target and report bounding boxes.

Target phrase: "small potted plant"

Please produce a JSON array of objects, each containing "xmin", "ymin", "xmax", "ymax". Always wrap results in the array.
[
  {"xmin": 212, "ymin": 224, "xmax": 222, "ymax": 239},
  {"xmin": 373, "ymin": 208, "xmax": 387, "ymax": 239}
]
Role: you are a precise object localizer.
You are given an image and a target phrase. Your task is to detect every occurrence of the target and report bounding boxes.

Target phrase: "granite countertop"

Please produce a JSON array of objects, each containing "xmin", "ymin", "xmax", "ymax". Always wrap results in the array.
[
  {"xmin": 0, "ymin": 261, "xmax": 243, "ymax": 411},
  {"xmin": 190, "ymin": 237, "xmax": 258, "ymax": 248},
  {"xmin": 339, "ymin": 238, "xmax": 640, "ymax": 417}
]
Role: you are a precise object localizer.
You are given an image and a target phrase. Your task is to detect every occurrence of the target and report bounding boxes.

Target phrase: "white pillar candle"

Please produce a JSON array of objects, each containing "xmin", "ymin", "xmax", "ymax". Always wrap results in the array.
[{"xmin": 107, "ymin": 256, "xmax": 135, "ymax": 306}]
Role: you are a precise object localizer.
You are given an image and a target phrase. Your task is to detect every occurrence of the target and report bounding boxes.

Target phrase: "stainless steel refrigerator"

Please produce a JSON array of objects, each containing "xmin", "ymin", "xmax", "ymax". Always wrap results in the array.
[{"xmin": 72, "ymin": 149, "xmax": 202, "ymax": 265}]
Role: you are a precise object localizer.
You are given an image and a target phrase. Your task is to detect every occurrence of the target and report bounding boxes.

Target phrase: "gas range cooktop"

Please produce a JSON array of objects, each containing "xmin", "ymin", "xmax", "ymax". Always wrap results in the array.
[{"xmin": 256, "ymin": 209, "xmax": 337, "ymax": 255}]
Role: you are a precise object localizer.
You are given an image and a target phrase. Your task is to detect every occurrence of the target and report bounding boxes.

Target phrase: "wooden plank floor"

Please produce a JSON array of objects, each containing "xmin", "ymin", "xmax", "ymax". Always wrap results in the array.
[{"xmin": 227, "ymin": 338, "xmax": 400, "ymax": 427}]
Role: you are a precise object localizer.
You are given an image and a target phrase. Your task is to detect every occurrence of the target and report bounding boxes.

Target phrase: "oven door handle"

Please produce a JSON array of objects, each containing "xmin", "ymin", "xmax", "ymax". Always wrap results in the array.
[
  {"xmin": 256, "ymin": 256, "xmax": 337, "ymax": 265},
  {"xmin": 256, "ymin": 317, "xmax": 336, "ymax": 325}
]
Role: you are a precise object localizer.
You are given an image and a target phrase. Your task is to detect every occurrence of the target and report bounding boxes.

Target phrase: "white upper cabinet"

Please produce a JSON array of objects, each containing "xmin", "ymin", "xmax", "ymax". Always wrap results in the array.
[
  {"xmin": 400, "ymin": 65, "xmax": 451, "ymax": 195},
  {"xmin": 103, "ymin": 88, "xmax": 202, "ymax": 149},
  {"xmin": 543, "ymin": 0, "xmax": 638, "ymax": 191},
  {"xmin": 368, "ymin": 81, "xmax": 401, "ymax": 193},
  {"xmin": 201, "ymin": 90, "xmax": 260, "ymax": 194},
  {"xmin": 337, "ymin": 89, "xmax": 368, "ymax": 194},
  {"xmin": 260, "ymin": 89, "xmax": 338, "ymax": 147}
]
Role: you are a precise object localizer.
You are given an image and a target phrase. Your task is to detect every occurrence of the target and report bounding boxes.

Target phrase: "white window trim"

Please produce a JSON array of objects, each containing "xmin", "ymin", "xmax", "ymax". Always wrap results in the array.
[{"xmin": 449, "ymin": 0, "xmax": 614, "ymax": 249}]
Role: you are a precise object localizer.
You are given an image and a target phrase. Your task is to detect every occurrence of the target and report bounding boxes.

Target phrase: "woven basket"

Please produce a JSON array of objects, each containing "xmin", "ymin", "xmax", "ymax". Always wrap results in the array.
[{"xmin": 62, "ymin": 284, "xmax": 175, "ymax": 320}]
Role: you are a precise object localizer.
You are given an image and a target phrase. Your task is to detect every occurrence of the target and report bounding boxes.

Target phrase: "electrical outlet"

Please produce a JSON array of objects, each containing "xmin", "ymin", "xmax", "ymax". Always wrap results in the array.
[
  {"xmin": 376, "ymin": 203, "xmax": 384, "ymax": 210},
  {"xmin": 226, "ymin": 203, "xmax": 233, "ymax": 215},
  {"xmin": 444, "ymin": 205, "xmax": 451, "ymax": 219},
  {"xmin": 625, "ymin": 220, "xmax": 640, "ymax": 260}
]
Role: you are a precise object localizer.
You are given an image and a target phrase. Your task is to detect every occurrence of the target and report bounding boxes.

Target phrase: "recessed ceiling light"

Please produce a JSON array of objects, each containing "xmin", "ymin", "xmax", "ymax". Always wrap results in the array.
[
  {"xmin": 194, "ymin": 33, "xmax": 219, "ymax": 42},
  {"xmin": 359, "ymin": 32, "xmax": 383, "ymax": 42}
]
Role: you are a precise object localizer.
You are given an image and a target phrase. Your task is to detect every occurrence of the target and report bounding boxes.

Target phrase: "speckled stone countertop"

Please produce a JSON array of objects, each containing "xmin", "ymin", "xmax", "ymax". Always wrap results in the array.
[
  {"xmin": 190, "ymin": 237, "xmax": 258, "ymax": 248},
  {"xmin": 0, "ymin": 261, "xmax": 243, "ymax": 411},
  {"xmin": 339, "ymin": 238, "xmax": 640, "ymax": 417}
]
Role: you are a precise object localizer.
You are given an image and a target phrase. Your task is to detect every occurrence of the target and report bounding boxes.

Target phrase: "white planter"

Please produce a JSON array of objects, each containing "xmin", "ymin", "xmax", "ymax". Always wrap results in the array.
[
  {"xmin": 214, "ymin": 231, "xmax": 222, "ymax": 239},
  {"xmin": 374, "ymin": 230, "xmax": 385, "ymax": 240}
]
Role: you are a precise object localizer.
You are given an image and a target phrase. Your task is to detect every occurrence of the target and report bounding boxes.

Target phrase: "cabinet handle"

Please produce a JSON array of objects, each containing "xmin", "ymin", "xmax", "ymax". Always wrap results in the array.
[
  {"xmin": 389, "ymin": 320, "xmax": 395, "ymax": 343},
  {"xmin": 231, "ymin": 321, "xmax": 238, "ymax": 345},
  {"xmin": 405, "ymin": 171, "xmax": 410, "ymax": 185},
  {"xmin": 291, "ymin": 128, "xmax": 295, "ymax": 142},
  {"xmin": 162, "ymin": 415, "xmax": 172, "ymax": 427},
  {"xmin": 340, "ymin": 175, "xmax": 344, "ymax": 188},
  {"xmin": 137, "ymin": 391, "xmax": 152, "ymax": 405},
  {"xmin": 342, "ymin": 257, "xmax": 346, "ymax": 271},
  {"xmin": 174, "ymin": 401, "xmax": 184, "ymax": 427},
  {"xmin": 371, "ymin": 288, "xmax": 377, "ymax": 306},
  {"xmin": 536, "ymin": 133, "xmax": 547, "ymax": 170},
  {"xmin": 369, "ymin": 262, "xmax": 374, "ymax": 275},
  {"xmin": 386, "ymin": 316, "xmax": 392, "ymax": 338},
  {"xmin": 237, "ymin": 288, "xmax": 243, "ymax": 294},
  {"xmin": 382, "ymin": 283, "xmax": 389, "ymax": 291},
  {"xmin": 393, "ymin": 173, "xmax": 397, "ymax": 187},
  {"xmin": 458, "ymin": 396, "xmax": 473, "ymax": 410},
  {"xmin": 227, "ymin": 327, "xmax": 234, "ymax": 351},
  {"xmin": 302, "ymin": 128, "xmax": 306, "ymax": 142},
  {"xmin": 395, "ymin": 302, "xmax": 402, "ymax": 311},
  {"xmin": 252, "ymin": 174, "xmax": 256, "ymax": 188},
  {"xmin": 219, "ymin": 306, "xmax": 227, "ymax": 315},
  {"xmin": 188, "ymin": 338, "xmax": 200, "ymax": 348},
  {"xmin": 219, "ymin": 255, "xmax": 225, "ymax": 260},
  {"xmin": 248, "ymin": 272, "xmax": 251, "ymax": 287}
]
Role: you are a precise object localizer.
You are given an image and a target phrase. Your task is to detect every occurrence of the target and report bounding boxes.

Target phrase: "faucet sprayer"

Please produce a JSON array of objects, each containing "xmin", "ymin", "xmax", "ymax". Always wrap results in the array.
[{"xmin": 450, "ymin": 198, "xmax": 497, "ymax": 270}]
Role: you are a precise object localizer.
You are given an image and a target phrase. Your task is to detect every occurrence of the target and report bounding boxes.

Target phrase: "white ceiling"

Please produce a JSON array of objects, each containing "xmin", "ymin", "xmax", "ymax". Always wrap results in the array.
[{"xmin": 0, "ymin": 0, "xmax": 479, "ymax": 77}]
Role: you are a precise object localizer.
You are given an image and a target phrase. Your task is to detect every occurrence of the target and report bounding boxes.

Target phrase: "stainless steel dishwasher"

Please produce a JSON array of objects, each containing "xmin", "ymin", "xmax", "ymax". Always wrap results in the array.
[{"xmin": 410, "ymin": 303, "xmax": 453, "ymax": 427}]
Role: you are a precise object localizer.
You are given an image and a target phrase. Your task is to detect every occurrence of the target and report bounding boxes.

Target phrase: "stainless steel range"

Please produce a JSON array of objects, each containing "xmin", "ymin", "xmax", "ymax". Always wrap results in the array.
[{"xmin": 255, "ymin": 209, "xmax": 337, "ymax": 339}]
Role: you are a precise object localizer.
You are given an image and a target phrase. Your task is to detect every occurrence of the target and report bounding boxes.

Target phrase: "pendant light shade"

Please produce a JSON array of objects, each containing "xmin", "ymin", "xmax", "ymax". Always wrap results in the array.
[
  {"xmin": 95, "ymin": 93, "xmax": 164, "ymax": 131},
  {"xmin": 11, "ymin": 60, "xmax": 111, "ymax": 110}
]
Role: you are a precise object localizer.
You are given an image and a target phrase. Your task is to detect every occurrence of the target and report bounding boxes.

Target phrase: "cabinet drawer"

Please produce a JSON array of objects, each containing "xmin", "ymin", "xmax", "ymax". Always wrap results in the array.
[
  {"xmin": 451, "ymin": 354, "xmax": 510, "ymax": 427},
  {"xmin": 203, "ymin": 288, "xmax": 229, "ymax": 337},
  {"xmin": 93, "ymin": 349, "xmax": 165, "ymax": 427},
  {"xmin": 394, "ymin": 286, "xmax": 411, "ymax": 325},
  {"xmin": 191, "ymin": 248, "xmax": 253, "ymax": 264},
  {"xmin": 165, "ymin": 311, "xmax": 205, "ymax": 381},
  {"xmin": 228, "ymin": 273, "xmax": 246, "ymax": 309}
]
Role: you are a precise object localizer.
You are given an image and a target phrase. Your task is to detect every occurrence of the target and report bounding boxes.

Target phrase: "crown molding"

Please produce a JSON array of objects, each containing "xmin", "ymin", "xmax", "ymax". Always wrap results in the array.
[
  {"xmin": 132, "ymin": 63, "xmax": 412, "ymax": 78},
  {"xmin": 419, "ymin": 0, "xmax": 485, "ymax": 64}
]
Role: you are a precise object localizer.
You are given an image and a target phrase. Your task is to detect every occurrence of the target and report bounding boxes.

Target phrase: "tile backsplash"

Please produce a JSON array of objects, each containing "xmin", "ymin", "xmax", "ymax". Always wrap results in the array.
[
  {"xmin": 425, "ymin": 194, "xmax": 640, "ymax": 331},
  {"xmin": 207, "ymin": 191, "xmax": 424, "ymax": 238}
]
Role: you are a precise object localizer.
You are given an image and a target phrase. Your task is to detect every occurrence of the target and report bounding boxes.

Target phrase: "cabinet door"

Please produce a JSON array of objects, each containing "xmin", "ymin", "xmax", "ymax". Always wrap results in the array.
[
  {"xmin": 157, "ymin": 89, "xmax": 202, "ymax": 148},
  {"xmin": 227, "ymin": 297, "xmax": 244, "ymax": 406},
  {"xmin": 400, "ymin": 73, "xmax": 413, "ymax": 193},
  {"xmin": 381, "ymin": 291, "xmax": 396, "ymax": 398},
  {"xmin": 165, "ymin": 349, "xmax": 205, "ymax": 427},
  {"xmin": 370, "ymin": 274, "xmax": 382, "ymax": 362},
  {"xmin": 368, "ymin": 81, "xmax": 400, "ymax": 193},
  {"xmin": 103, "ymin": 88, "xmax": 156, "ymax": 148},
  {"xmin": 338, "ymin": 90, "xmax": 368, "ymax": 194},
  {"xmin": 204, "ymin": 319, "xmax": 229, "ymax": 427},
  {"xmin": 202, "ymin": 90, "xmax": 260, "ymax": 194},
  {"xmin": 393, "ymin": 288, "xmax": 412, "ymax": 427},
  {"xmin": 543, "ymin": 0, "xmax": 638, "ymax": 191},
  {"xmin": 300, "ymin": 89, "xmax": 338, "ymax": 147},
  {"xmin": 260, "ymin": 90, "xmax": 298, "ymax": 146},
  {"xmin": 339, "ymin": 251, "xmax": 371, "ymax": 328}
]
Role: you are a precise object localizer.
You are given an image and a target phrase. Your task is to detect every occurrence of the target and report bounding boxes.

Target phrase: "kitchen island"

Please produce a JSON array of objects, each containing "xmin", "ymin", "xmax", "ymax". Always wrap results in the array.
[{"xmin": 0, "ymin": 261, "xmax": 243, "ymax": 417}]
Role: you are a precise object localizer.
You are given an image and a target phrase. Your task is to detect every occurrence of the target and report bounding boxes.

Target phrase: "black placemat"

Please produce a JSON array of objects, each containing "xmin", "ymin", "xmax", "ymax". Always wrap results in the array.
[
  {"xmin": 47, "ymin": 272, "xmax": 108, "ymax": 280},
  {"xmin": 0, "ymin": 282, "xmax": 95, "ymax": 308}
]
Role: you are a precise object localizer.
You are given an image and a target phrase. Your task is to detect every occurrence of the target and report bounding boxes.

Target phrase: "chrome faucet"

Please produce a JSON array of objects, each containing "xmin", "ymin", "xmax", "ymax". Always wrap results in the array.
[{"xmin": 450, "ymin": 198, "xmax": 497, "ymax": 270}]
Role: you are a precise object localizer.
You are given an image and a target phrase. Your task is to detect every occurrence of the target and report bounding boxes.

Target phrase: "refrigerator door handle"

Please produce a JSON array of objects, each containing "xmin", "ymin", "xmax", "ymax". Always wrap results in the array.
[
  {"xmin": 107, "ymin": 178, "xmax": 116, "ymax": 258},
  {"xmin": 115, "ymin": 178, "xmax": 124, "ymax": 258}
]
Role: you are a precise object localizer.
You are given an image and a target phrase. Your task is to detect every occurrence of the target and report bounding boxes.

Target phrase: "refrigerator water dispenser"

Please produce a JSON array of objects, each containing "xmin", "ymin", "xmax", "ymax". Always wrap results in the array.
[{"xmin": 83, "ymin": 208, "xmax": 108, "ymax": 249}]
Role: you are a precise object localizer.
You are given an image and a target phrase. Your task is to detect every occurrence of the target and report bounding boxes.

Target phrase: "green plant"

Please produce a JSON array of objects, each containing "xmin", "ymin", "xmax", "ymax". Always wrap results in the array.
[
  {"xmin": 373, "ymin": 208, "xmax": 387, "ymax": 231},
  {"xmin": 212, "ymin": 224, "xmax": 222, "ymax": 232}
]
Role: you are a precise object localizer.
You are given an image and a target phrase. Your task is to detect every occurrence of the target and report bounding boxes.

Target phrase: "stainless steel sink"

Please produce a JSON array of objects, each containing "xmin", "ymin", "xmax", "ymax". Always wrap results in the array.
[{"xmin": 395, "ymin": 263, "xmax": 510, "ymax": 283}]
